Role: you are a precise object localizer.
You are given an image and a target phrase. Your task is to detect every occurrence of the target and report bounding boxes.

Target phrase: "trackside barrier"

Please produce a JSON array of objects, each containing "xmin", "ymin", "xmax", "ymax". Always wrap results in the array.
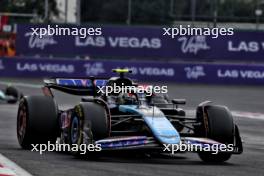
[
  {"xmin": 1, "ymin": 57, "xmax": 264, "ymax": 85},
  {"xmin": 16, "ymin": 24, "xmax": 264, "ymax": 61}
]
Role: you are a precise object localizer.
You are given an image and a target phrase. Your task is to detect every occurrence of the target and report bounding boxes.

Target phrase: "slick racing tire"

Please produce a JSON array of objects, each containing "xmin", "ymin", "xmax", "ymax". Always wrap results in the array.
[
  {"xmin": 17, "ymin": 96, "xmax": 58, "ymax": 149},
  {"xmin": 195, "ymin": 105, "xmax": 234, "ymax": 163},
  {"xmin": 5, "ymin": 86, "xmax": 22, "ymax": 104},
  {"xmin": 69, "ymin": 102, "xmax": 110, "ymax": 157}
]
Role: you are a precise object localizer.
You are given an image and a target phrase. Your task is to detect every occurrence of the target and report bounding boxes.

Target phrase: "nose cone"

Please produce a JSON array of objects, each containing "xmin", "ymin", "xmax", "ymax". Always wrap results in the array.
[
  {"xmin": 118, "ymin": 105, "xmax": 181, "ymax": 145},
  {"xmin": 144, "ymin": 116, "xmax": 181, "ymax": 144}
]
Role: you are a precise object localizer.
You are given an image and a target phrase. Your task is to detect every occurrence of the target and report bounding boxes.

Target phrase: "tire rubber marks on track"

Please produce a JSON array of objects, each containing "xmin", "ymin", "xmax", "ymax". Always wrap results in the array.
[{"xmin": 0, "ymin": 154, "xmax": 32, "ymax": 176}]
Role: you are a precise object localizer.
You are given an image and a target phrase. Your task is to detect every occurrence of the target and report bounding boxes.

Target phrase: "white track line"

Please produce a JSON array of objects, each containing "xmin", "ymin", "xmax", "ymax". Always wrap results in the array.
[
  {"xmin": 0, "ymin": 154, "xmax": 32, "ymax": 176},
  {"xmin": 0, "ymin": 164, "xmax": 16, "ymax": 176},
  {"xmin": 232, "ymin": 111, "xmax": 264, "ymax": 121},
  {"xmin": 0, "ymin": 81, "xmax": 41, "ymax": 89}
]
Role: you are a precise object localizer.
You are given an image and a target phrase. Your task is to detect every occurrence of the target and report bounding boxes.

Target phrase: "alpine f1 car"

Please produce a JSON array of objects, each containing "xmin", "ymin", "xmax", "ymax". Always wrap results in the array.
[
  {"xmin": 17, "ymin": 69, "xmax": 243, "ymax": 162},
  {"xmin": 0, "ymin": 85, "xmax": 23, "ymax": 104}
]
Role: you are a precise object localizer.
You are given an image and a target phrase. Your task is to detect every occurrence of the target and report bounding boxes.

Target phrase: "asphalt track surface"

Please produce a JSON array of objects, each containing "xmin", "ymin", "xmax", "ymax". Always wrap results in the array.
[{"xmin": 0, "ymin": 78, "xmax": 264, "ymax": 176}]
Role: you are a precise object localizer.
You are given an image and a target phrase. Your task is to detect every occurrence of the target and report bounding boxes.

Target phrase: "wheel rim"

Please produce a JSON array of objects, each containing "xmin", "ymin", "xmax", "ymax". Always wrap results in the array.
[
  {"xmin": 17, "ymin": 105, "xmax": 27, "ymax": 143},
  {"xmin": 71, "ymin": 116, "xmax": 79, "ymax": 144}
]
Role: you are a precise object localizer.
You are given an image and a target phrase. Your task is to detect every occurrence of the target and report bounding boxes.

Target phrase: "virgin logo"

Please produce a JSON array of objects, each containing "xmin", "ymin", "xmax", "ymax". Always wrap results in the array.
[
  {"xmin": 184, "ymin": 66, "xmax": 205, "ymax": 79},
  {"xmin": 84, "ymin": 62, "xmax": 105, "ymax": 76},
  {"xmin": 25, "ymin": 32, "xmax": 57, "ymax": 50},
  {"xmin": 178, "ymin": 36, "xmax": 210, "ymax": 54}
]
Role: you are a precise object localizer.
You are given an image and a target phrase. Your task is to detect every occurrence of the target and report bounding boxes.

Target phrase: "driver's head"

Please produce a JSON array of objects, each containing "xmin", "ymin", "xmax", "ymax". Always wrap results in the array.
[{"xmin": 117, "ymin": 93, "xmax": 137, "ymax": 105}]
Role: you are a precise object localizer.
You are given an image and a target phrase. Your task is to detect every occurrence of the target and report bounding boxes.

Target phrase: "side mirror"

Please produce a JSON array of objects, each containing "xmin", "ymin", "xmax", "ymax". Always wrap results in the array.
[{"xmin": 172, "ymin": 99, "xmax": 186, "ymax": 105}]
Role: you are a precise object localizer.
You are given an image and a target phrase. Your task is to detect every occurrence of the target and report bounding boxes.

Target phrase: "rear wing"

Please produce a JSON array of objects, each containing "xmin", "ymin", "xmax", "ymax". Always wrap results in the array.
[{"xmin": 43, "ymin": 78, "xmax": 108, "ymax": 96}]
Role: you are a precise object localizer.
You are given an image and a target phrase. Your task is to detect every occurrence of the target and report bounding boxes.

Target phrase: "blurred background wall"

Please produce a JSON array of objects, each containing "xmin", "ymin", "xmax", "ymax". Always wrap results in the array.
[{"xmin": 0, "ymin": 0, "xmax": 264, "ymax": 85}]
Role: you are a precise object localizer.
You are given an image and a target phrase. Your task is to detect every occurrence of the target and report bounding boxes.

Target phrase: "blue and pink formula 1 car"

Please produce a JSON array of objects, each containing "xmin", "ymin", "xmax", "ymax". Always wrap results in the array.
[{"xmin": 17, "ymin": 69, "xmax": 243, "ymax": 162}]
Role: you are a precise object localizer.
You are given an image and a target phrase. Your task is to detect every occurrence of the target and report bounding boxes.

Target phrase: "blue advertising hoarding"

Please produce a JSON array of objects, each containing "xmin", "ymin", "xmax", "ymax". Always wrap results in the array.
[
  {"xmin": 1, "ymin": 57, "xmax": 264, "ymax": 85},
  {"xmin": 16, "ymin": 24, "xmax": 264, "ymax": 61}
]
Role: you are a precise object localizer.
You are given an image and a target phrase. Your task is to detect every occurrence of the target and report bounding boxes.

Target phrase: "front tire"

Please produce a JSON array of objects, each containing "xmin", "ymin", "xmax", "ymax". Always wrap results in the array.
[
  {"xmin": 195, "ymin": 105, "xmax": 234, "ymax": 163},
  {"xmin": 69, "ymin": 102, "xmax": 110, "ymax": 157},
  {"xmin": 198, "ymin": 152, "xmax": 231, "ymax": 163}
]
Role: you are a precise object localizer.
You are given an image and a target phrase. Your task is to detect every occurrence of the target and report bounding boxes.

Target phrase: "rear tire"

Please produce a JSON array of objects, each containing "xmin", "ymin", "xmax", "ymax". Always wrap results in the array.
[
  {"xmin": 195, "ymin": 105, "xmax": 234, "ymax": 163},
  {"xmin": 17, "ymin": 96, "xmax": 58, "ymax": 149}
]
